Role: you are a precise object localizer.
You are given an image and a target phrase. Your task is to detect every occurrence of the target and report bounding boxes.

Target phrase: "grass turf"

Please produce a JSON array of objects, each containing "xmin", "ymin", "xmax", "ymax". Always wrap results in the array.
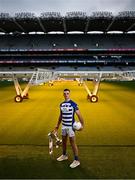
[
  {"xmin": 0, "ymin": 80, "xmax": 135, "ymax": 178},
  {"xmin": 0, "ymin": 145, "xmax": 135, "ymax": 179}
]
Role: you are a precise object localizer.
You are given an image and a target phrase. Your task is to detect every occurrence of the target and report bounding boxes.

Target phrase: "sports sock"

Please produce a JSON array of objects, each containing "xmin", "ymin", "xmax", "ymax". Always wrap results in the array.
[
  {"xmin": 63, "ymin": 150, "xmax": 67, "ymax": 156},
  {"xmin": 74, "ymin": 155, "xmax": 79, "ymax": 161}
]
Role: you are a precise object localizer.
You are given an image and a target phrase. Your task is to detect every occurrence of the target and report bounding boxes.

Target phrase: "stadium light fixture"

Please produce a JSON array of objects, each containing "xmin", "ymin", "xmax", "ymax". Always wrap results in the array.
[
  {"xmin": 0, "ymin": 13, "xmax": 10, "ymax": 19},
  {"xmin": 91, "ymin": 11, "xmax": 113, "ymax": 19},
  {"xmin": 15, "ymin": 12, "xmax": 36, "ymax": 19},
  {"xmin": 127, "ymin": 31, "xmax": 135, "ymax": 34},
  {"xmin": 40, "ymin": 12, "xmax": 61, "ymax": 19},
  {"xmin": 66, "ymin": 11, "xmax": 87, "ymax": 19},
  {"xmin": 52, "ymin": 43, "xmax": 56, "ymax": 47},
  {"xmin": 48, "ymin": 31, "xmax": 64, "ymax": 34},
  {"xmin": 0, "ymin": 32, "xmax": 5, "ymax": 35},
  {"xmin": 107, "ymin": 31, "xmax": 123, "ymax": 34},
  {"xmin": 68, "ymin": 31, "xmax": 84, "ymax": 34},
  {"xmin": 118, "ymin": 11, "xmax": 135, "ymax": 18},
  {"xmin": 36, "ymin": 32, "xmax": 45, "ymax": 34},
  {"xmin": 29, "ymin": 32, "xmax": 36, "ymax": 34},
  {"xmin": 87, "ymin": 31, "xmax": 103, "ymax": 34}
]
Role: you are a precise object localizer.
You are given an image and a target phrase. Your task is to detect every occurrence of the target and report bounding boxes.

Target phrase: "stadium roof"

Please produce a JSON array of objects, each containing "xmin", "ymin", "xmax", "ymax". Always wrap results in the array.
[{"xmin": 0, "ymin": 11, "xmax": 135, "ymax": 34}]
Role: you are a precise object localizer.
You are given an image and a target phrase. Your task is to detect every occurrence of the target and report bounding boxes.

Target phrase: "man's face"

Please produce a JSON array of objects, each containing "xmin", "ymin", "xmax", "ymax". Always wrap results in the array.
[{"xmin": 63, "ymin": 90, "xmax": 70, "ymax": 100}]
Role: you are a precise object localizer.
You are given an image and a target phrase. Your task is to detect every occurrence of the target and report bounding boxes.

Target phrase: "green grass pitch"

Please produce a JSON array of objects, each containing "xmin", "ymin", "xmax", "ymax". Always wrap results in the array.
[{"xmin": 0, "ymin": 80, "xmax": 135, "ymax": 179}]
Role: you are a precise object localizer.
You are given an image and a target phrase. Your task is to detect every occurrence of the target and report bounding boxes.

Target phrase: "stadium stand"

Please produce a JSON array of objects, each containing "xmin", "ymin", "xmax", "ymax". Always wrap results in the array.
[
  {"xmin": 0, "ymin": 34, "xmax": 135, "ymax": 50},
  {"xmin": 0, "ymin": 11, "xmax": 135, "ymax": 68}
]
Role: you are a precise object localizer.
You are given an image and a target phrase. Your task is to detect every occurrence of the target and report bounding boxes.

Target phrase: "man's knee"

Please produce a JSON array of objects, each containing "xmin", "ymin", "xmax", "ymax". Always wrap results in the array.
[
  {"xmin": 69, "ymin": 136, "xmax": 76, "ymax": 144},
  {"xmin": 62, "ymin": 135, "xmax": 67, "ymax": 142}
]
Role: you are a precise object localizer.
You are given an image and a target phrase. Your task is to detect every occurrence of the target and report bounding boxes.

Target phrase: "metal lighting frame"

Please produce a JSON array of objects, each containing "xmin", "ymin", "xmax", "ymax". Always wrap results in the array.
[{"xmin": 0, "ymin": 68, "xmax": 135, "ymax": 103}]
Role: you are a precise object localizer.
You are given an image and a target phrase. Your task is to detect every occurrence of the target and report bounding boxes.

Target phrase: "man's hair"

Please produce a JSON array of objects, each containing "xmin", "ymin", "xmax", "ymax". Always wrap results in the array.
[{"xmin": 64, "ymin": 89, "xmax": 70, "ymax": 92}]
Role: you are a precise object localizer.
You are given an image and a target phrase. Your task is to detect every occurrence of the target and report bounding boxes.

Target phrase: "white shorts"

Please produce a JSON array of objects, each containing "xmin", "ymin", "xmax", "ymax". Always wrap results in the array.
[{"xmin": 62, "ymin": 126, "xmax": 75, "ymax": 137}]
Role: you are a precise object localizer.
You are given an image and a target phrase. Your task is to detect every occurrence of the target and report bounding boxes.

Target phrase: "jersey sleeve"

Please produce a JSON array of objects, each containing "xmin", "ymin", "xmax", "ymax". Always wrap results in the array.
[{"xmin": 72, "ymin": 102, "xmax": 79, "ymax": 111}]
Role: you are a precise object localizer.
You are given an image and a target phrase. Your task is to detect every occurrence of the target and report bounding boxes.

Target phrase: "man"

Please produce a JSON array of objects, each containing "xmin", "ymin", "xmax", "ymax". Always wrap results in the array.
[{"xmin": 54, "ymin": 89, "xmax": 84, "ymax": 168}]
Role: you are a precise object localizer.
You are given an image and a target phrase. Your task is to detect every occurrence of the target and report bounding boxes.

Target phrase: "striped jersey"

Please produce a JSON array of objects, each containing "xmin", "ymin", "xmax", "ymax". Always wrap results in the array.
[{"xmin": 60, "ymin": 100, "xmax": 79, "ymax": 127}]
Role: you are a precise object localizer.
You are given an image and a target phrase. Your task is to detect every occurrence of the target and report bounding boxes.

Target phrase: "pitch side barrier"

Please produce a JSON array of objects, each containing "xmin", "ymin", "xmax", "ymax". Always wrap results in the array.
[{"xmin": 0, "ymin": 68, "xmax": 135, "ymax": 103}]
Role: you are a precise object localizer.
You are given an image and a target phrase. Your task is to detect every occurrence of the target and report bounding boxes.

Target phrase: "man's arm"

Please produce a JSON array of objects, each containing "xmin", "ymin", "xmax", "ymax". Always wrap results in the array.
[{"xmin": 75, "ymin": 109, "xmax": 84, "ymax": 129}]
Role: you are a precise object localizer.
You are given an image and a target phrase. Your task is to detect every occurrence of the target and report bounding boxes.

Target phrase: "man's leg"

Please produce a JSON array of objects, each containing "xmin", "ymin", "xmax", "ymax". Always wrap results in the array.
[
  {"xmin": 69, "ymin": 136, "xmax": 78, "ymax": 159},
  {"xmin": 69, "ymin": 136, "xmax": 80, "ymax": 168},
  {"xmin": 57, "ymin": 134, "xmax": 68, "ymax": 161},
  {"xmin": 62, "ymin": 135, "xmax": 68, "ymax": 155}
]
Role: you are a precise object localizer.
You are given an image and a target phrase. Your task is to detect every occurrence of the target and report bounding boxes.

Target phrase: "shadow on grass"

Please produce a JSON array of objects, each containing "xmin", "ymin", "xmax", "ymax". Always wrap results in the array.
[
  {"xmin": 0, "ymin": 157, "xmax": 97, "ymax": 179},
  {"xmin": 0, "ymin": 145, "xmax": 135, "ymax": 179}
]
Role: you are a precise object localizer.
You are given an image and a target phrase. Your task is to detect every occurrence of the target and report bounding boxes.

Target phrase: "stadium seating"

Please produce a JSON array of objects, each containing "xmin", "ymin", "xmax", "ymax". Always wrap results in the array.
[
  {"xmin": 0, "ymin": 34, "xmax": 135, "ymax": 50},
  {"xmin": 0, "ymin": 11, "xmax": 135, "ymax": 66}
]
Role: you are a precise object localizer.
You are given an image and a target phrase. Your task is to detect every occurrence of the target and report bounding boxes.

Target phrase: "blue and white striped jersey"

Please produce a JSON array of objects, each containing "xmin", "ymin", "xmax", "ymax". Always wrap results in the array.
[{"xmin": 60, "ymin": 100, "xmax": 79, "ymax": 127}]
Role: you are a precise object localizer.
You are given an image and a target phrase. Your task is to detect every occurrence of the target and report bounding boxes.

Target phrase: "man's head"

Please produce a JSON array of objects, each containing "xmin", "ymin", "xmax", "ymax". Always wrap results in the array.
[{"xmin": 63, "ymin": 89, "xmax": 70, "ymax": 101}]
